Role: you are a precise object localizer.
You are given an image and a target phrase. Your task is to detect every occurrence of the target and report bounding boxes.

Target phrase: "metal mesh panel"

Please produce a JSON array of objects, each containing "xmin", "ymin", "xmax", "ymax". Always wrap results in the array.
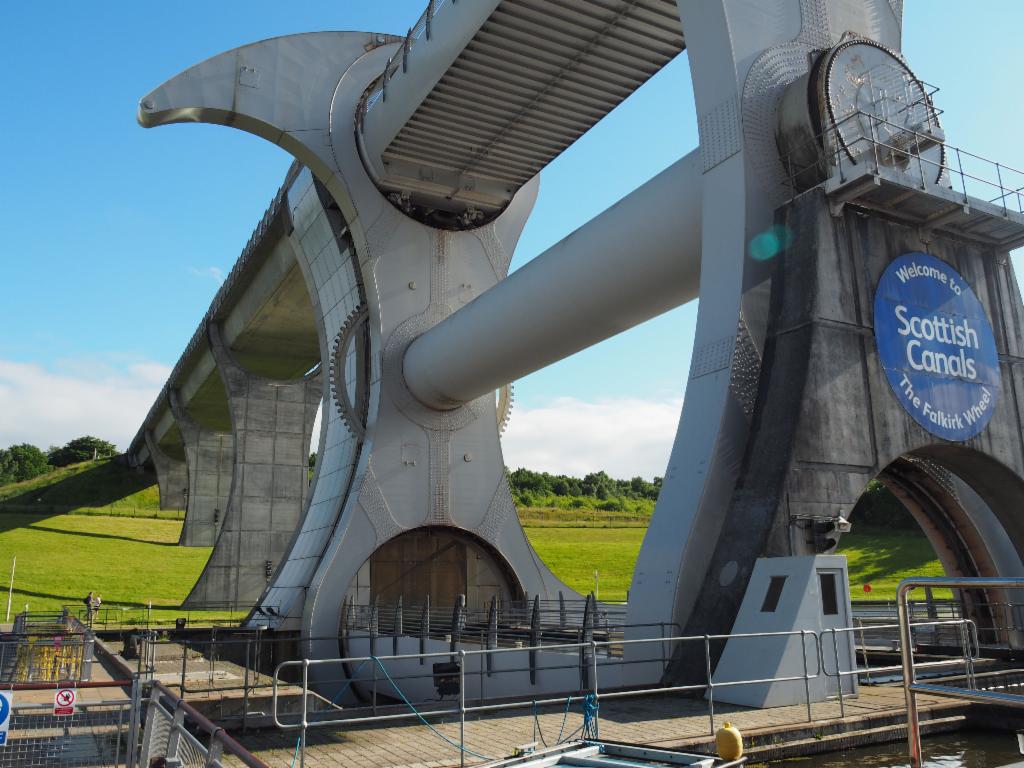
[
  {"xmin": 0, "ymin": 701, "xmax": 131, "ymax": 768},
  {"xmin": 140, "ymin": 691, "xmax": 231, "ymax": 768},
  {"xmin": 174, "ymin": 729, "xmax": 211, "ymax": 768},
  {"xmin": 140, "ymin": 703, "xmax": 172, "ymax": 765}
]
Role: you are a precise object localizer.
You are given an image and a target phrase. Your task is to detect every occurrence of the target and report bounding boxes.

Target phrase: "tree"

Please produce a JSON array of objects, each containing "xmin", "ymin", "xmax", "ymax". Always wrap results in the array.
[
  {"xmin": 47, "ymin": 436, "xmax": 118, "ymax": 467},
  {"xmin": 309, "ymin": 452, "xmax": 317, "ymax": 470},
  {"xmin": 0, "ymin": 444, "xmax": 50, "ymax": 485},
  {"xmin": 851, "ymin": 480, "xmax": 916, "ymax": 530}
]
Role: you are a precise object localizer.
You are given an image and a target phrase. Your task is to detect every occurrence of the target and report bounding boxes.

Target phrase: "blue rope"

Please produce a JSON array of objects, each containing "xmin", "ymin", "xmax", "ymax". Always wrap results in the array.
[
  {"xmin": 369, "ymin": 656, "xmax": 494, "ymax": 761},
  {"xmin": 332, "ymin": 658, "xmax": 369, "ymax": 705},
  {"xmin": 556, "ymin": 693, "xmax": 599, "ymax": 744},
  {"xmin": 532, "ymin": 700, "xmax": 549, "ymax": 747},
  {"xmin": 555, "ymin": 695, "xmax": 574, "ymax": 743},
  {"xmin": 290, "ymin": 736, "xmax": 301, "ymax": 768},
  {"xmin": 582, "ymin": 693, "xmax": 599, "ymax": 740}
]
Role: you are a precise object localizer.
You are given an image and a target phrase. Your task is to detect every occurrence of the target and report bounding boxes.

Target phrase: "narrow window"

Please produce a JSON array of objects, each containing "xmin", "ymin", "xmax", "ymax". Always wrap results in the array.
[
  {"xmin": 820, "ymin": 572, "xmax": 839, "ymax": 616},
  {"xmin": 761, "ymin": 576, "xmax": 787, "ymax": 612}
]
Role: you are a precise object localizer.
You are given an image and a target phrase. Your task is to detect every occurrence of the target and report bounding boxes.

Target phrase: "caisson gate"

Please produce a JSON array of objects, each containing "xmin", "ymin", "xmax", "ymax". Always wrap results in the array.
[{"xmin": 126, "ymin": 0, "xmax": 1024, "ymax": 699}]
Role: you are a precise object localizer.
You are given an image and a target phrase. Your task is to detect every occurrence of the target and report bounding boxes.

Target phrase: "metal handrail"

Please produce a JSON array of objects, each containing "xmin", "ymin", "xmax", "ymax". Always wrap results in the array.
[
  {"xmin": 783, "ymin": 109, "xmax": 1024, "ymax": 216},
  {"xmin": 273, "ymin": 627, "xmax": 828, "ymax": 768},
  {"xmin": 898, "ymin": 577, "xmax": 1024, "ymax": 768},
  {"xmin": 273, "ymin": 614, "xmax": 992, "ymax": 768},
  {"xmin": 360, "ymin": 0, "xmax": 456, "ymax": 120},
  {"xmin": 149, "ymin": 680, "xmax": 268, "ymax": 768}
]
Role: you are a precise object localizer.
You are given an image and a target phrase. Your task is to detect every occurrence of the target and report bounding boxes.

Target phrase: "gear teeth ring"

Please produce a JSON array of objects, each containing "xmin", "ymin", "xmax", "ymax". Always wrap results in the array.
[
  {"xmin": 497, "ymin": 382, "xmax": 514, "ymax": 434},
  {"xmin": 330, "ymin": 306, "xmax": 369, "ymax": 439}
]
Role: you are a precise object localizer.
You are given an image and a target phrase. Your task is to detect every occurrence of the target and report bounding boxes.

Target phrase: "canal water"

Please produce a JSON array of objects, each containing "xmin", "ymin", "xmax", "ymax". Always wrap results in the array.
[{"xmin": 770, "ymin": 732, "xmax": 1022, "ymax": 768}]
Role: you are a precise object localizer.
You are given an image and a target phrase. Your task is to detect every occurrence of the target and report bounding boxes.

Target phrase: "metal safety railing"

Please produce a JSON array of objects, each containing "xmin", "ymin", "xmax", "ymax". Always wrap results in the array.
[
  {"xmin": 62, "ymin": 601, "xmax": 258, "ymax": 631},
  {"xmin": 899, "ymin": 577, "xmax": 1024, "ymax": 768},
  {"xmin": 271, "ymin": 619, "xmax": 980, "ymax": 768},
  {"xmin": 359, "ymin": 0, "xmax": 456, "ymax": 121},
  {"xmin": 139, "ymin": 681, "xmax": 267, "ymax": 768},
  {"xmin": 820, "ymin": 619, "xmax": 977, "ymax": 719},
  {"xmin": 784, "ymin": 108, "xmax": 1024, "ymax": 216},
  {"xmin": 0, "ymin": 679, "xmax": 139, "ymax": 768},
  {"xmin": 2, "ymin": 612, "xmax": 94, "ymax": 683}
]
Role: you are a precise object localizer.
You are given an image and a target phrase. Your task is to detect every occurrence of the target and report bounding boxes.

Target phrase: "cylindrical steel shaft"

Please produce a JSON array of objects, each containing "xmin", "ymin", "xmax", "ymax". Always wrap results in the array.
[{"xmin": 403, "ymin": 150, "xmax": 702, "ymax": 409}]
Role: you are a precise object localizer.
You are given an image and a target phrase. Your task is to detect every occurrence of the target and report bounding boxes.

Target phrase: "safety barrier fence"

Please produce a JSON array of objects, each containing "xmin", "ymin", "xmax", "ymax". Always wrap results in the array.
[
  {"xmin": 359, "ymin": 0, "xmax": 456, "ymax": 118},
  {"xmin": 343, "ymin": 595, "xmax": 667, "ymax": 661},
  {"xmin": 854, "ymin": 599, "xmax": 1024, "ymax": 648},
  {"xmin": 61, "ymin": 602, "xmax": 257, "ymax": 631},
  {"xmin": 272, "ymin": 619, "xmax": 978, "ymax": 768},
  {"xmin": 3, "ymin": 612, "xmax": 94, "ymax": 683},
  {"xmin": 783, "ymin": 108, "xmax": 1024, "ymax": 216},
  {"xmin": 0, "ymin": 679, "xmax": 137, "ymax": 768},
  {"xmin": 345, "ymin": 595, "xmax": 629, "ymax": 638},
  {"xmin": 135, "ymin": 628, "xmax": 283, "ymax": 703},
  {"xmin": 139, "ymin": 681, "xmax": 267, "ymax": 768},
  {"xmin": 899, "ymin": 577, "xmax": 1024, "ymax": 768}
]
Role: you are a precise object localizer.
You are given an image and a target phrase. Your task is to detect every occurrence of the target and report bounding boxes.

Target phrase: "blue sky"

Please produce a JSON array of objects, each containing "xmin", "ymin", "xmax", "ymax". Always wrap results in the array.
[{"xmin": 1, "ymin": 2, "xmax": 1022, "ymax": 477}]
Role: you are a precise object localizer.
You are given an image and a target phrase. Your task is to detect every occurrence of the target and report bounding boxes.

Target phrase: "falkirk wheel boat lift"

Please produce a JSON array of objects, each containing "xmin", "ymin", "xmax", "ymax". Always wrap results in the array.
[{"xmin": 129, "ymin": 0, "xmax": 1024, "ymax": 705}]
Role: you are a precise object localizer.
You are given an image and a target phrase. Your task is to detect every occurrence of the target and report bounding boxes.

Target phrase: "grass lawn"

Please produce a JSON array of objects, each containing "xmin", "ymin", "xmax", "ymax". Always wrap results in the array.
[
  {"xmin": 524, "ymin": 526, "xmax": 644, "ymax": 602},
  {"xmin": 525, "ymin": 523, "xmax": 948, "ymax": 604},
  {"xmin": 0, "ymin": 512, "xmax": 214, "ymax": 622},
  {"xmin": 0, "ymin": 459, "xmax": 176, "ymax": 518},
  {"xmin": 838, "ymin": 525, "xmax": 950, "ymax": 600}
]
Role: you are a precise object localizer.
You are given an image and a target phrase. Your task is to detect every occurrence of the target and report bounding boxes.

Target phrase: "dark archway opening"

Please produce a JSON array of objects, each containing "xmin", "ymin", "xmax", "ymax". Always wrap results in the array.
[{"xmin": 842, "ymin": 450, "xmax": 1024, "ymax": 647}]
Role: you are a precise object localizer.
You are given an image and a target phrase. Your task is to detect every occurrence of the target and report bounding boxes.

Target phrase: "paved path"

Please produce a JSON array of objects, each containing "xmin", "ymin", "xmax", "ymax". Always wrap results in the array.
[{"xmin": 229, "ymin": 685, "xmax": 959, "ymax": 768}]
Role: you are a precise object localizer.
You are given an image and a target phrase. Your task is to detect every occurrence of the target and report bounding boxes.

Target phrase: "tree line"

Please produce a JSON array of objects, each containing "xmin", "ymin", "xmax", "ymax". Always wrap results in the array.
[
  {"xmin": 0, "ymin": 436, "xmax": 119, "ymax": 486},
  {"xmin": 507, "ymin": 468, "xmax": 662, "ymax": 512},
  {"xmin": 507, "ymin": 466, "xmax": 916, "ymax": 530}
]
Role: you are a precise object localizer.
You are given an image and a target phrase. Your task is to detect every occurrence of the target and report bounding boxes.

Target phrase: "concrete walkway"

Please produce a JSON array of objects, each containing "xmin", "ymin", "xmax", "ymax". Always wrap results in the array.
[{"xmin": 229, "ymin": 685, "xmax": 961, "ymax": 768}]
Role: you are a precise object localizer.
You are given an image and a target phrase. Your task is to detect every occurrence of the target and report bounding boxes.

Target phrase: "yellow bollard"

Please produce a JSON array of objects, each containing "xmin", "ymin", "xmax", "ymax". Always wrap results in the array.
[{"xmin": 715, "ymin": 722, "xmax": 743, "ymax": 761}]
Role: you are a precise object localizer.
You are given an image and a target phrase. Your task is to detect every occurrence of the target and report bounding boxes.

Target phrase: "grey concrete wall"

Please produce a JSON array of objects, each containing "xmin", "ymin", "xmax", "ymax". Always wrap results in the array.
[
  {"xmin": 168, "ymin": 391, "xmax": 233, "ymax": 547},
  {"xmin": 668, "ymin": 189, "xmax": 1024, "ymax": 681},
  {"xmin": 183, "ymin": 322, "xmax": 321, "ymax": 608},
  {"xmin": 143, "ymin": 430, "xmax": 187, "ymax": 511}
]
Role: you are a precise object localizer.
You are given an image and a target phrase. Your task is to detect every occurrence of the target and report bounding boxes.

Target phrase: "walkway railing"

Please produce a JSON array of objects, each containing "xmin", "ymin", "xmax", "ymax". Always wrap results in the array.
[
  {"xmin": 0, "ymin": 678, "xmax": 138, "ymax": 768},
  {"xmin": 784, "ymin": 109, "xmax": 1024, "ymax": 216},
  {"xmin": 273, "ymin": 619, "xmax": 978, "ymax": 768},
  {"xmin": 139, "ymin": 681, "xmax": 267, "ymax": 768},
  {"xmin": 359, "ymin": 0, "xmax": 456, "ymax": 121},
  {"xmin": 899, "ymin": 577, "xmax": 1024, "ymax": 768},
  {"xmin": 3, "ymin": 611, "xmax": 94, "ymax": 683}
]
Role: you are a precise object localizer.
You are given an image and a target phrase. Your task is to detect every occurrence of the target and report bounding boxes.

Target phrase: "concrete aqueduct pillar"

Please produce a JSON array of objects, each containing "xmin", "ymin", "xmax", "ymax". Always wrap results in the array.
[
  {"xmin": 182, "ymin": 323, "xmax": 321, "ymax": 608},
  {"xmin": 167, "ymin": 390, "xmax": 233, "ymax": 548},
  {"xmin": 143, "ymin": 429, "xmax": 187, "ymax": 512}
]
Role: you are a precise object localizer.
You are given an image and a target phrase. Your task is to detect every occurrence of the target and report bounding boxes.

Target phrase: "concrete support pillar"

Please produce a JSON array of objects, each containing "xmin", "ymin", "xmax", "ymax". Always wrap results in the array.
[
  {"xmin": 183, "ymin": 323, "xmax": 321, "ymax": 608},
  {"xmin": 143, "ymin": 430, "xmax": 188, "ymax": 511},
  {"xmin": 168, "ymin": 390, "xmax": 233, "ymax": 547}
]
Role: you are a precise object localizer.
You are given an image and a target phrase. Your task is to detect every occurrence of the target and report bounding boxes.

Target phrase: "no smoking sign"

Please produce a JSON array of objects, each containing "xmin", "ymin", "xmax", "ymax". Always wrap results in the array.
[{"xmin": 53, "ymin": 688, "xmax": 76, "ymax": 717}]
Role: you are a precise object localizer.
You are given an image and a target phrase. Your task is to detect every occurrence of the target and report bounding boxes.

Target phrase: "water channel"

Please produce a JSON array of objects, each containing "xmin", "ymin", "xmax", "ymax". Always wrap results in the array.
[{"xmin": 771, "ymin": 732, "xmax": 1023, "ymax": 768}]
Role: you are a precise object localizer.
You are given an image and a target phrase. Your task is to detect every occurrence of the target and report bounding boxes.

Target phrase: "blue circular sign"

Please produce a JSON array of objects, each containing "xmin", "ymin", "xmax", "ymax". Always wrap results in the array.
[
  {"xmin": 0, "ymin": 692, "xmax": 9, "ymax": 725},
  {"xmin": 874, "ymin": 252, "xmax": 1000, "ymax": 442}
]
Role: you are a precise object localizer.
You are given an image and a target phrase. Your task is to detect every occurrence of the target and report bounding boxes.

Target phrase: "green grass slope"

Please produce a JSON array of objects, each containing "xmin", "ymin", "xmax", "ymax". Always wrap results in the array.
[
  {"xmin": 524, "ymin": 527, "xmax": 644, "ymax": 603},
  {"xmin": 522, "ymin": 516, "xmax": 947, "ymax": 604},
  {"xmin": 838, "ymin": 526, "xmax": 949, "ymax": 599},
  {"xmin": 0, "ymin": 459, "xmax": 175, "ymax": 518},
  {"xmin": 0, "ymin": 513, "xmax": 211, "ymax": 616}
]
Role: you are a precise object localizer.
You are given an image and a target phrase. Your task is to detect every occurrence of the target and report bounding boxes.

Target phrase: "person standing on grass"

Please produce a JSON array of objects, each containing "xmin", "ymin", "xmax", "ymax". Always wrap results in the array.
[{"xmin": 83, "ymin": 592, "xmax": 95, "ymax": 623}]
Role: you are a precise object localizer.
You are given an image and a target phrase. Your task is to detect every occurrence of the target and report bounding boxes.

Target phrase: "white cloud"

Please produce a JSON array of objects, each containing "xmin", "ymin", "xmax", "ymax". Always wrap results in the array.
[
  {"xmin": 188, "ymin": 266, "xmax": 225, "ymax": 282},
  {"xmin": 0, "ymin": 358, "xmax": 171, "ymax": 451},
  {"xmin": 501, "ymin": 395, "xmax": 683, "ymax": 480}
]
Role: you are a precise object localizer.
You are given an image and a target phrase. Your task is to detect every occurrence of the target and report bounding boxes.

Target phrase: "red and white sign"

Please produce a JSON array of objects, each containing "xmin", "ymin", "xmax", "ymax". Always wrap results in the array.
[{"xmin": 53, "ymin": 688, "xmax": 76, "ymax": 717}]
